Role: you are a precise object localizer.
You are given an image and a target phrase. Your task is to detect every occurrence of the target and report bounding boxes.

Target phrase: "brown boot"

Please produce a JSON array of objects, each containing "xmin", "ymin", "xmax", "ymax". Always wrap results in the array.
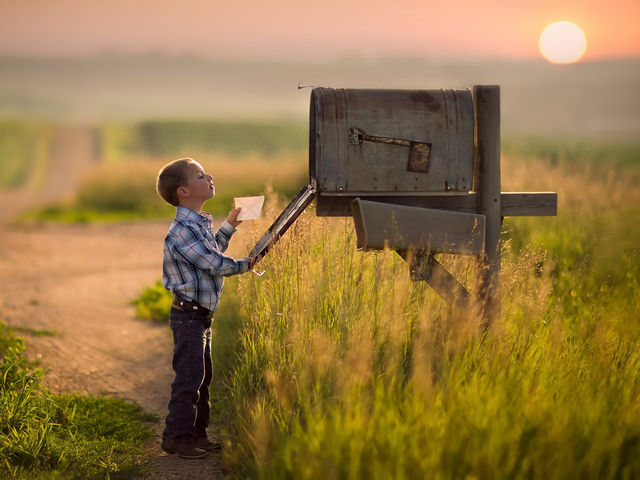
[
  {"xmin": 194, "ymin": 436, "xmax": 222, "ymax": 452},
  {"xmin": 161, "ymin": 438, "xmax": 208, "ymax": 459}
]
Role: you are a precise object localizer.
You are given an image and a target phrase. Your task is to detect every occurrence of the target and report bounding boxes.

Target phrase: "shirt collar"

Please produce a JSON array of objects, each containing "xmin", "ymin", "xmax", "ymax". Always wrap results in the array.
[{"xmin": 176, "ymin": 205, "xmax": 213, "ymax": 228}]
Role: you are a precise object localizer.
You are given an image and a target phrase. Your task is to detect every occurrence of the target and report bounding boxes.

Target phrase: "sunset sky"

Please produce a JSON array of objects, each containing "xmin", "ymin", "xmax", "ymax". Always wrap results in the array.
[{"xmin": 1, "ymin": 0, "xmax": 638, "ymax": 61}]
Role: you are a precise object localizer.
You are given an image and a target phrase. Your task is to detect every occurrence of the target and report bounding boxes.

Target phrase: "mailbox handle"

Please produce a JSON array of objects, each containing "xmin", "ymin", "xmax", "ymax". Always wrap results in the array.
[
  {"xmin": 349, "ymin": 127, "xmax": 432, "ymax": 174},
  {"xmin": 349, "ymin": 127, "xmax": 413, "ymax": 147}
]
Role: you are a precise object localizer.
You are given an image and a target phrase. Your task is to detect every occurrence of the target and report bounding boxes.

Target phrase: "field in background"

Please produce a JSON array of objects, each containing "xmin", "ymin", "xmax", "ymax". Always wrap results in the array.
[
  {"xmin": 18, "ymin": 154, "xmax": 307, "ymax": 223},
  {"xmin": 1, "ymin": 55, "xmax": 639, "ymax": 139},
  {"xmin": 0, "ymin": 119, "xmax": 308, "ymax": 222}
]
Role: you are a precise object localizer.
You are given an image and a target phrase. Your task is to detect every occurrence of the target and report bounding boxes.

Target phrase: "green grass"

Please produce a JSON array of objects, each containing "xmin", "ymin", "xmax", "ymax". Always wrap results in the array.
[
  {"xmin": 502, "ymin": 136, "xmax": 640, "ymax": 177},
  {"xmin": 133, "ymin": 280, "xmax": 173, "ymax": 322},
  {"xmin": 226, "ymin": 194, "xmax": 639, "ymax": 477},
  {"xmin": 137, "ymin": 120, "xmax": 308, "ymax": 158},
  {"xmin": 7, "ymin": 326, "xmax": 58, "ymax": 337},
  {"xmin": 133, "ymin": 139, "xmax": 640, "ymax": 478},
  {"xmin": 98, "ymin": 120, "xmax": 307, "ymax": 164},
  {"xmin": 0, "ymin": 120, "xmax": 52, "ymax": 189},
  {"xmin": 0, "ymin": 322, "xmax": 156, "ymax": 479}
]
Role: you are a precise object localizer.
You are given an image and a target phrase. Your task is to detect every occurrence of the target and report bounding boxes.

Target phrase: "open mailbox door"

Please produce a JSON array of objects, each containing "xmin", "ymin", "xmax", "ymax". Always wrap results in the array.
[{"xmin": 248, "ymin": 184, "xmax": 317, "ymax": 264}]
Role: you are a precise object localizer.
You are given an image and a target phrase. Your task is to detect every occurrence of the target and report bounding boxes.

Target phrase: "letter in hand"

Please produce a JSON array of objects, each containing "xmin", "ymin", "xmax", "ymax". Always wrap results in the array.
[
  {"xmin": 226, "ymin": 207, "xmax": 243, "ymax": 228},
  {"xmin": 234, "ymin": 196, "xmax": 264, "ymax": 221}
]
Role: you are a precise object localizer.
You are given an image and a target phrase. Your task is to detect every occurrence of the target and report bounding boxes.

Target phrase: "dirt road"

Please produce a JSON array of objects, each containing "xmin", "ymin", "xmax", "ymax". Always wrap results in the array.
[
  {"xmin": 0, "ymin": 126, "xmax": 231, "ymax": 477},
  {"xmin": 0, "ymin": 218, "xmax": 231, "ymax": 478},
  {"xmin": 0, "ymin": 218, "xmax": 233, "ymax": 477}
]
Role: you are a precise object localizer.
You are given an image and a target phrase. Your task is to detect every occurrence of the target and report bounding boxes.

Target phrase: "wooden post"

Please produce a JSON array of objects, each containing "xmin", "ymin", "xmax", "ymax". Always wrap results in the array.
[
  {"xmin": 397, "ymin": 249, "xmax": 470, "ymax": 309},
  {"xmin": 474, "ymin": 85, "xmax": 502, "ymax": 328}
]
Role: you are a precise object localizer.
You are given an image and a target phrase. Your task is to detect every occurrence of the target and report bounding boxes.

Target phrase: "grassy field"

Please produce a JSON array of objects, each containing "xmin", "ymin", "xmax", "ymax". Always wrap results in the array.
[
  {"xmin": 0, "ymin": 119, "xmax": 307, "ymax": 191},
  {"xmin": 19, "ymin": 153, "xmax": 307, "ymax": 223},
  {"xmin": 3, "ymin": 118, "xmax": 308, "ymax": 222},
  {"xmin": 0, "ymin": 121, "xmax": 53, "ymax": 189},
  {"xmin": 136, "ymin": 139, "xmax": 640, "ymax": 478},
  {"xmin": 6, "ymin": 121, "xmax": 639, "ymax": 477},
  {"xmin": 0, "ymin": 322, "xmax": 156, "ymax": 479}
]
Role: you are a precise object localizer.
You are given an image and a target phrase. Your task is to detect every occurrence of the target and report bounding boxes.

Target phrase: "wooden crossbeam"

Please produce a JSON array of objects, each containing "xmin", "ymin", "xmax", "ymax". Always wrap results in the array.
[{"xmin": 317, "ymin": 192, "xmax": 557, "ymax": 217}]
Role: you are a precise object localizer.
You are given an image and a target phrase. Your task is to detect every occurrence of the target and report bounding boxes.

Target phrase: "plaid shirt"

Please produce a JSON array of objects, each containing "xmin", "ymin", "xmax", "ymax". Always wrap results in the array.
[{"xmin": 162, "ymin": 206, "xmax": 249, "ymax": 312}]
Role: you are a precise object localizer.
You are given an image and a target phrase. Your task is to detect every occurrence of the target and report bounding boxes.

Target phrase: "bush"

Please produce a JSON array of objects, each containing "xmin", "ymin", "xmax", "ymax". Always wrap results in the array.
[{"xmin": 133, "ymin": 279, "xmax": 173, "ymax": 322}]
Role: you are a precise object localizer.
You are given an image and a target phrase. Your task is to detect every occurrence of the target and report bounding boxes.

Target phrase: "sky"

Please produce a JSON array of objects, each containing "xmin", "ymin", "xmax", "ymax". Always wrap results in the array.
[{"xmin": 1, "ymin": 0, "xmax": 639, "ymax": 61}]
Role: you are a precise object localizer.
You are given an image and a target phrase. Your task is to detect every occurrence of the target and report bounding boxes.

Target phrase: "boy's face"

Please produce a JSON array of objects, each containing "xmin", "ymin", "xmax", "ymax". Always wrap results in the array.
[{"xmin": 183, "ymin": 161, "xmax": 215, "ymax": 202}]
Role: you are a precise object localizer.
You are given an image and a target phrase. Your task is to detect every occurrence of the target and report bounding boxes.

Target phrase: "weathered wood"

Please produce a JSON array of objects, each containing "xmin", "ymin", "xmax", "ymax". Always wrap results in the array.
[
  {"xmin": 474, "ymin": 85, "xmax": 502, "ymax": 327},
  {"xmin": 500, "ymin": 192, "xmax": 557, "ymax": 216},
  {"xmin": 316, "ymin": 192, "xmax": 557, "ymax": 217},
  {"xmin": 351, "ymin": 199, "xmax": 485, "ymax": 254},
  {"xmin": 398, "ymin": 250, "xmax": 470, "ymax": 309},
  {"xmin": 309, "ymin": 88, "xmax": 474, "ymax": 194}
]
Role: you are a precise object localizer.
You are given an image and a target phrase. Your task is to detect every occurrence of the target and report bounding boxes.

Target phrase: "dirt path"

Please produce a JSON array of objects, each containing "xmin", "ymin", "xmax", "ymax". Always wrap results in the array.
[
  {"xmin": 0, "ymin": 127, "xmax": 227, "ymax": 478},
  {"xmin": 0, "ymin": 220, "xmax": 229, "ymax": 478}
]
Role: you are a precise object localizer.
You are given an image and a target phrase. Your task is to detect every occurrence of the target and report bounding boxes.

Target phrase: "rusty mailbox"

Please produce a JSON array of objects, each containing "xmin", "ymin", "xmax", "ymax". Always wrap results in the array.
[{"xmin": 249, "ymin": 85, "xmax": 557, "ymax": 320}]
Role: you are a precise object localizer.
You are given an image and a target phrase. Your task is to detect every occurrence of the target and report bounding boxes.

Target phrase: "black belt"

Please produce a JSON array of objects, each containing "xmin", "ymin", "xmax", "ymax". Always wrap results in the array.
[{"xmin": 172, "ymin": 296, "xmax": 212, "ymax": 317}]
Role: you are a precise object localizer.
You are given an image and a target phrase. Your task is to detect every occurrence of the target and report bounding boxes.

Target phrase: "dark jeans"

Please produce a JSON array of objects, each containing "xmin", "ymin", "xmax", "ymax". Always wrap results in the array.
[{"xmin": 163, "ymin": 307, "xmax": 212, "ymax": 443}]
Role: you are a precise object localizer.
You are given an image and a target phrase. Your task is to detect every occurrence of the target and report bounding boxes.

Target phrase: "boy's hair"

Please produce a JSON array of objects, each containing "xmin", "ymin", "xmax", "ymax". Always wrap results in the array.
[{"xmin": 156, "ymin": 158, "xmax": 196, "ymax": 206}]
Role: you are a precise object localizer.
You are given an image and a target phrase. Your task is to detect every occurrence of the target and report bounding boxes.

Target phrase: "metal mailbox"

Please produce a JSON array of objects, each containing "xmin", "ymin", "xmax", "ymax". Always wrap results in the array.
[{"xmin": 309, "ymin": 88, "xmax": 474, "ymax": 196}]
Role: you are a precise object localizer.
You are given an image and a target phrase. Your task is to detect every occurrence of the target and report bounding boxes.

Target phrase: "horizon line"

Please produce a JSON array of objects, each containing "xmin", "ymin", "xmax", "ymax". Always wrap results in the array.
[{"xmin": 1, "ymin": 51, "xmax": 639, "ymax": 64}]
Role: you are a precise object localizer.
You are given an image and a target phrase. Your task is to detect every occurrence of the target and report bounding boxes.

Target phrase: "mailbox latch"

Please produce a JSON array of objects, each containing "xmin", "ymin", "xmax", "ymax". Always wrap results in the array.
[{"xmin": 349, "ymin": 127, "xmax": 431, "ymax": 174}]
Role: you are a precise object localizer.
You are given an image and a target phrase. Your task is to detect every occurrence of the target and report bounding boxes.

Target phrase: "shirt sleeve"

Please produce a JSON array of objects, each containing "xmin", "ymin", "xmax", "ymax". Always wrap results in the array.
[
  {"xmin": 214, "ymin": 221, "xmax": 236, "ymax": 253},
  {"xmin": 174, "ymin": 225, "xmax": 249, "ymax": 277}
]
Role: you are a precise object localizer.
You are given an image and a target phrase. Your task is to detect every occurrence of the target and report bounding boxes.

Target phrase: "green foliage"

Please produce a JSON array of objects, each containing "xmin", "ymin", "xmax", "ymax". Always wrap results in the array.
[
  {"xmin": 502, "ymin": 136, "xmax": 640, "ymax": 177},
  {"xmin": 0, "ymin": 120, "xmax": 52, "ymax": 188},
  {"xmin": 98, "ymin": 120, "xmax": 308, "ymax": 162},
  {"xmin": 133, "ymin": 279, "xmax": 173, "ymax": 322},
  {"xmin": 138, "ymin": 120, "xmax": 307, "ymax": 158},
  {"xmin": 100, "ymin": 123, "xmax": 146, "ymax": 163},
  {"xmin": 0, "ymin": 323, "xmax": 155, "ymax": 479}
]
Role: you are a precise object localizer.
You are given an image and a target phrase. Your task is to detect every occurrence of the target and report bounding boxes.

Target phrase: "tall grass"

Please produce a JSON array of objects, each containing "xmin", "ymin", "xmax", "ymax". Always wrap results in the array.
[
  {"xmin": 130, "ymin": 141, "xmax": 640, "ymax": 477},
  {"xmin": 215, "ymin": 152, "xmax": 640, "ymax": 478}
]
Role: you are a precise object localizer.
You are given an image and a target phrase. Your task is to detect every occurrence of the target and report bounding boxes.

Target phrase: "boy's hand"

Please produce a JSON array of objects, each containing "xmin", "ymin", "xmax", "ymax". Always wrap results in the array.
[{"xmin": 226, "ymin": 207, "xmax": 243, "ymax": 228}]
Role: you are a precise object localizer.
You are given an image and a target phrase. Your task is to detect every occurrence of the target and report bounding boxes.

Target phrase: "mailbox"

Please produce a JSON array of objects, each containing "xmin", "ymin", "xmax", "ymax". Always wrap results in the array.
[
  {"xmin": 309, "ymin": 88, "xmax": 474, "ymax": 196},
  {"xmin": 249, "ymin": 85, "xmax": 556, "ymax": 319}
]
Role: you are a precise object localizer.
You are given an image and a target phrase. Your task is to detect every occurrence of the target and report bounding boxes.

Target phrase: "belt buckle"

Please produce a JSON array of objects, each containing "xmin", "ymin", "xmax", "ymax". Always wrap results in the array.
[
  {"xmin": 179, "ymin": 299, "xmax": 210, "ymax": 317},
  {"xmin": 180, "ymin": 300, "xmax": 200, "ymax": 311}
]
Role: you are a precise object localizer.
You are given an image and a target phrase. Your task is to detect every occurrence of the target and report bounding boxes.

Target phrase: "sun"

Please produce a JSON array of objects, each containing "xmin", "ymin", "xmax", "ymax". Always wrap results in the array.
[{"xmin": 539, "ymin": 21, "xmax": 587, "ymax": 64}]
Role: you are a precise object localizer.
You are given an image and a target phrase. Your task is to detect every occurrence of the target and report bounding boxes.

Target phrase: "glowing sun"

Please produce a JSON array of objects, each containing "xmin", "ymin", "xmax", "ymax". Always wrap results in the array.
[{"xmin": 539, "ymin": 21, "xmax": 587, "ymax": 64}]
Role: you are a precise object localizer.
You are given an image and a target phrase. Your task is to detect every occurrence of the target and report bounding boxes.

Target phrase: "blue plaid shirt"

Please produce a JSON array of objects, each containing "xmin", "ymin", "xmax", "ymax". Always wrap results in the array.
[{"xmin": 162, "ymin": 206, "xmax": 249, "ymax": 312}]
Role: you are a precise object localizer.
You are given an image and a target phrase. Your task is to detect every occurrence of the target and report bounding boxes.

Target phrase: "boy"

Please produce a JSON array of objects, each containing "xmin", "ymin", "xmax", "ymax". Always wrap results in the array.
[{"xmin": 156, "ymin": 157, "xmax": 254, "ymax": 459}]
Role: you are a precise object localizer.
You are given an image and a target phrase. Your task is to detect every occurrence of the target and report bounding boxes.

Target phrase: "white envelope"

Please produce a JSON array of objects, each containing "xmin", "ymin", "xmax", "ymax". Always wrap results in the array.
[{"xmin": 234, "ymin": 195, "xmax": 265, "ymax": 221}]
